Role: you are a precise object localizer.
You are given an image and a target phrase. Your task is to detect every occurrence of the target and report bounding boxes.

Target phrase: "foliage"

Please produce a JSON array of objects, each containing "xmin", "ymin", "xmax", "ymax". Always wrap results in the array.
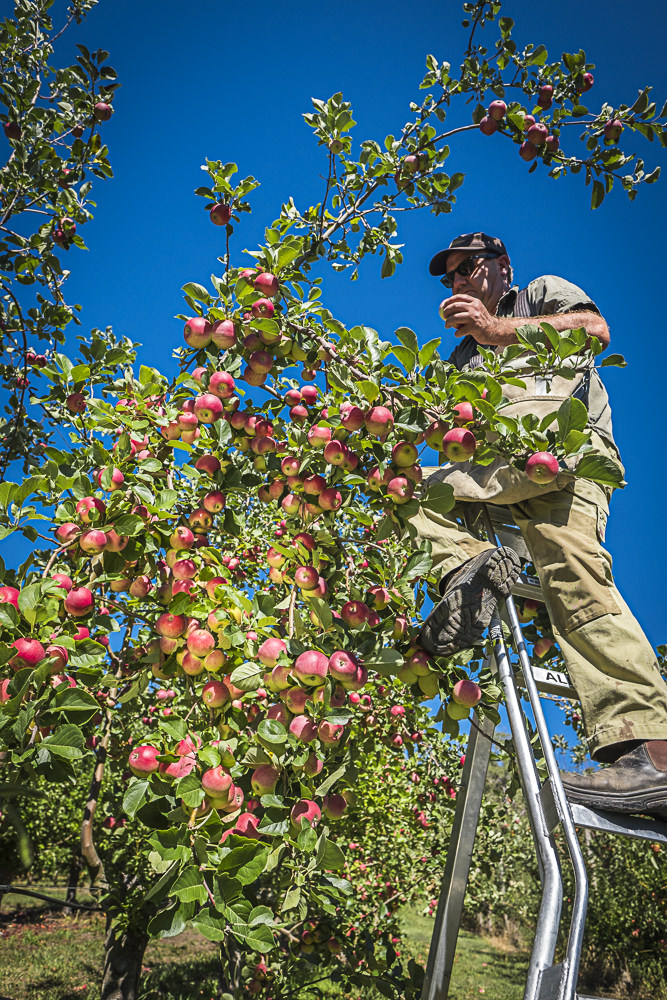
[{"xmin": 0, "ymin": 0, "xmax": 117, "ymax": 474}]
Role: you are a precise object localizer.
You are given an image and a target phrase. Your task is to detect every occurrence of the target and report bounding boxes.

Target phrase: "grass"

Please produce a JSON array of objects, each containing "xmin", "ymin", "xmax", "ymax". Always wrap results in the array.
[{"xmin": 0, "ymin": 891, "xmax": 530, "ymax": 1000}]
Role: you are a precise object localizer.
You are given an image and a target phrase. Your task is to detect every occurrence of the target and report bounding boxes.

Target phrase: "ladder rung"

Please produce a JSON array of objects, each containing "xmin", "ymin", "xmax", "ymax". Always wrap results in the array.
[{"xmin": 570, "ymin": 802, "xmax": 667, "ymax": 842}]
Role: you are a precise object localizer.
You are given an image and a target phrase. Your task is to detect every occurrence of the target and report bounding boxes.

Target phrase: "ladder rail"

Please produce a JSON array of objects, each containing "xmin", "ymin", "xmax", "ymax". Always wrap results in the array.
[
  {"xmin": 488, "ymin": 616, "xmax": 564, "ymax": 1000},
  {"xmin": 420, "ymin": 707, "xmax": 496, "ymax": 1000},
  {"xmin": 480, "ymin": 505, "xmax": 590, "ymax": 1000}
]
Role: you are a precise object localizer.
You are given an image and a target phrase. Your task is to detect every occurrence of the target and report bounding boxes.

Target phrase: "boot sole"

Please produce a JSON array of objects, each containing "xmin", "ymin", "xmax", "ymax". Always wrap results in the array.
[
  {"xmin": 563, "ymin": 784, "xmax": 667, "ymax": 822},
  {"xmin": 420, "ymin": 547, "xmax": 521, "ymax": 657}
]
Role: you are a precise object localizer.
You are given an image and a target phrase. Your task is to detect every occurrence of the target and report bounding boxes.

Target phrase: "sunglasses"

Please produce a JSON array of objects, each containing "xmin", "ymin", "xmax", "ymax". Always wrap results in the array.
[{"xmin": 440, "ymin": 253, "xmax": 500, "ymax": 288}]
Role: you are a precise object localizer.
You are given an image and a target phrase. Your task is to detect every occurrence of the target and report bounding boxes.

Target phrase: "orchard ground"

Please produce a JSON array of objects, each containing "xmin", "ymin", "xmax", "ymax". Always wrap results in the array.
[{"xmin": 1, "ymin": 892, "xmax": 532, "ymax": 1000}]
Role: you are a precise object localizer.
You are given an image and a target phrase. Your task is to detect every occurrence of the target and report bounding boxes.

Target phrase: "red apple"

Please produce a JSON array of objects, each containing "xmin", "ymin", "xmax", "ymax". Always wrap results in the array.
[
  {"xmin": 290, "ymin": 798, "xmax": 321, "ymax": 830},
  {"xmin": 442, "ymin": 427, "xmax": 476, "ymax": 462},
  {"xmin": 258, "ymin": 637, "xmax": 287, "ymax": 668},
  {"xmin": 129, "ymin": 744, "xmax": 159, "ymax": 777},
  {"xmin": 536, "ymin": 84, "xmax": 553, "ymax": 109},
  {"xmin": 364, "ymin": 405, "xmax": 393, "ymax": 437},
  {"xmin": 251, "ymin": 764, "xmax": 281, "ymax": 794},
  {"xmin": 210, "ymin": 202, "xmax": 231, "ymax": 226},
  {"xmin": 66, "ymin": 392, "xmax": 87, "ymax": 414},
  {"xmin": 293, "ymin": 649, "xmax": 329, "ymax": 686},
  {"xmin": 488, "ymin": 100, "xmax": 506, "ymax": 120},
  {"xmin": 0, "ymin": 586, "xmax": 20, "ymax": 609},
  {"xmin": 289, "ymin": 715, "xmax": 318, "ymax": 742},
  {"xmin": 184, "ymin": 316, "xmax": 212, "ymax": 349},
  {"xmin": 202, "ymin": 679, "xmax": 229, "ymax": 707},
  {"xmin": 64, "ymin": 587, "xmax": 94, "ymax": 617},
  {"xmin": 211, "ymin": 319, "xmax": 237, "ymax": 349},
  {"xmin": 251, "ymin": 298, "xmax": 274, "ymax": 319},
  {"xmin": 254, "ymin": 272, "xmax": 280, "ymax": 298},
  {"xmin": 194, "ymin": 394, "xmax": 223, "ymax": 424},
  {"xmin": 534, "ymin": 636, "xmax": 554, "ymax": 658},
  {"xmin": 526, "ymin": 123, "xmax": 549, "ymax": 146},
  {"xmin": 452, "ymin": 679, "xmax": 482, "ymax": 708},
  {"xmin": 93, "ymin": 102, "xmax": 113, "ymax": 121},
  {"xmin": 10, "ymin": 637, "xmax": 46, "ymax": 670},
  {"xmin": 328, "ymin": 650, "xmax": 358, "ymax": 683},
  {"xmin": 156, "ymin": 613, "xmax": 187, "ymax": 638},
  {"xmin": 525, "ymin": 451, "xmax": 559, "ymax": 484},
  {"xmin": 479, "ymin": 116, "xmax": 497, "ymax": 136},
  {"xmin": 519, "ymin": 141, "xmax": 539, "ymax": 161}
]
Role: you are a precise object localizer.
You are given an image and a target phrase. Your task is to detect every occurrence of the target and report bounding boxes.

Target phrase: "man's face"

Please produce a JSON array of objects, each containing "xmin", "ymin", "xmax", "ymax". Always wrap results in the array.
[{"xmin": 445, "ymin": 250, "xmax": 510, "ymax": 313}]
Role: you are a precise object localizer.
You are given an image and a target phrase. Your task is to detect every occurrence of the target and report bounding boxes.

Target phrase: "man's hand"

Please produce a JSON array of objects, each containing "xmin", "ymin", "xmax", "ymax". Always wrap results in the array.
[{"xmin": 439, "ymin": 294, "xmax": 502, "ymax": 342}]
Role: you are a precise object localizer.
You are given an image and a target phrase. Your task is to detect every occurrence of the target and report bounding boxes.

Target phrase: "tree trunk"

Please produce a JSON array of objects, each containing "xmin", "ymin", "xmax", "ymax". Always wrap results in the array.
[
  {"xmin": 63, "ymin": 852, "xmax": 83, "ymax": 915},
  {"xmin": 101, "ymin": 917, "xmax": 149, "ymax": 1000}
]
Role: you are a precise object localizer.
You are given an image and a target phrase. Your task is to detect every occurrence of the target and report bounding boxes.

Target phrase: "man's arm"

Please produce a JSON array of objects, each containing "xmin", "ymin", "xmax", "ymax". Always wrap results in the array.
[{"xmin": 440, "ymin": 294, "xmax": 610, "ymax": 350}]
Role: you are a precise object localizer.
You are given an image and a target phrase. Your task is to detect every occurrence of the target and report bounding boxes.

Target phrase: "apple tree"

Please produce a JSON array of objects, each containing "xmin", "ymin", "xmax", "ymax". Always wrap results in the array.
[{"xmin": 2, "ymin": 3, "xmax": 667, "ymax": 999}]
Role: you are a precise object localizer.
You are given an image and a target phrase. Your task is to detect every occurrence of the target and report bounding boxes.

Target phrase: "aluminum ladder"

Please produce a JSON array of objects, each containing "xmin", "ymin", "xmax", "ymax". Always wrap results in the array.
[{"xmin": 421, "ymin": 503, "xmax": 667, "ymax": 1000}]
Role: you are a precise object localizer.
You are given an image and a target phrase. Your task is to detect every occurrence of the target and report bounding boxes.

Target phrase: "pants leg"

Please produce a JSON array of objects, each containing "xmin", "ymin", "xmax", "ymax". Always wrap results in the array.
[
  {"xmin": 408, "ymin": 501, "xmax": 495, "ymax": 581},
  {"xmin": 509, "ymin": 480, "xmax": 667, "ymax": 761}
]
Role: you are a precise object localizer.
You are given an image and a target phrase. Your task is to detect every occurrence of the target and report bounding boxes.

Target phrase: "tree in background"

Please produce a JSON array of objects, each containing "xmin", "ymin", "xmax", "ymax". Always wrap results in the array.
[{"xmin": 1, "ymin": 2, "xmax": 666, "ymax": 998}]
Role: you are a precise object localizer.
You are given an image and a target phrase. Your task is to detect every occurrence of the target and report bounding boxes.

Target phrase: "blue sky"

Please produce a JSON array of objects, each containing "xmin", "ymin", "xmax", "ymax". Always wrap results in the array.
[{"xmin": 7, "ymin": 1, "xmax": 667, "ymax": 746}]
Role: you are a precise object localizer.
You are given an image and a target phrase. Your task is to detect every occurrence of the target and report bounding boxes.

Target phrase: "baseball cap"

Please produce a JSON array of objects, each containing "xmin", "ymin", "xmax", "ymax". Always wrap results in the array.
[{"xmin": 429, "ymin": 232, "xmax": 508, "ymax": 276}]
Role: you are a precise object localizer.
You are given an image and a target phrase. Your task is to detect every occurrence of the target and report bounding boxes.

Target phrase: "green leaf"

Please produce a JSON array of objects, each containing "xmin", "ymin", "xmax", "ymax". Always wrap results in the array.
[
  {"xmin": 155, "ymin": 490, "xmax": 179, "ymax": 509},
  {"xmin": 317, "ymin": 835, "xmax": 345, "ymax": 871},
  {"xmin": 308, "ymin": 596, "xmax": 332, "ymax": 629},
  {"xmin": 392, "ymin": 346, "xmax": 416, "ymax": 371},
  {"xmin": 363, "ymin": 648, "xmax": 403, "ymax": 676},
  {"xmin": 419, "ymin": 337, "xmax": 441, "ymax": 367},
  {"xmin": 420, "ymin": 481, "xmax": 455, "ymax": 516},
  {"xmin": 591, "ymin": 180, "xmax": 605, "ymax": 210},
  {"xmin": 40, "ymin": 725, "xmax": 85, "ymax": 759},
  {"xmin": 316, "ymin": 763, "xmax": 347, "ymax": 797},
  {"xmin": 556, "ymin": 397, "xmax": 588, "ymax": 440},
  {"xmin": 17, "ymin": 583, "xmax": 42, "ymax": 619},
  {"xmin": 574, "ymin": 454, "xmax": 625, "ymax": 488},
  {"xmin": 123, "ymin": 778, "xmax": 149, "ymax": 818},
  {"xmin": 172, "ymin": 865, "xmax": 208, "ymax": 904},
  {"xmin": 229, "ymin": 661, "xmax": 264, "ymax": 691},
  {"xmin": 599, "ymin": 354, "xmax": 627, "ymax": 368},
  {"xmin": 356, "ymin": 380, "xmax": 380, "ymax": 404},
  {"xmin": 256, "ymin": 719, "xmax": 287, "ymax": 747},
  {"xmin": 394, "ymin": 326, "xmax": 419, "ymax": 354},
  {"xmin": 53, "ymin": 688, "xmax": 100, "ymax": 725},
  {"xmin": 404, "ymin": 549, "xmax": 433, "ymax": 580},
  {"xmin": 182, "ymin": 282, "xmax": 211, "ymax": 301},
  {"xmin": 562, "ymin": 429, "xmax": 590, "ymax": 454},
  {"xmin": 192, "ymin": 910, "xmax": 228, "ymax": 941},
  {"xmin": 282, "ymin": 887, "xmax": 301, "ymax": 912}
]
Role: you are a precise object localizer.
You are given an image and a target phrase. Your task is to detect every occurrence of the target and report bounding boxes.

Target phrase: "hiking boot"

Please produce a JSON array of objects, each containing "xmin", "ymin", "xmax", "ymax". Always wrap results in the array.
[
  {"xmin": 420, "ymin": 546, "xmax": 521, "ymax": 658},
  {"xmin": 561, "ymin": 742, "xmax": 667, "ymax": 821}
]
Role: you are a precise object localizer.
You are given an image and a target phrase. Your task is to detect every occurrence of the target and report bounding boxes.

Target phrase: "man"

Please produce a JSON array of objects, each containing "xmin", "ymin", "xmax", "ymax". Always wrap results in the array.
[{"xmin": 413, "ymin": 232, "xmax": 667, "ymax": 819}]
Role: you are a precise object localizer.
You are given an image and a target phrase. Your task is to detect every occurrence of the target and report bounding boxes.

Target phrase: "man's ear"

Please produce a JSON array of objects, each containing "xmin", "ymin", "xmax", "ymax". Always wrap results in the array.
[{"xmin": 497, "ymin": 253, "xmax": 511, "ymax": 277}]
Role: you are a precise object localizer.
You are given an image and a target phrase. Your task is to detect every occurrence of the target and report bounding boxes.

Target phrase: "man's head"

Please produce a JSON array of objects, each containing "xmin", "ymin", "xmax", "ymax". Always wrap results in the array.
[{"xmin": 429, "ymin": 232, "xmax": 512, "ymax": 314}]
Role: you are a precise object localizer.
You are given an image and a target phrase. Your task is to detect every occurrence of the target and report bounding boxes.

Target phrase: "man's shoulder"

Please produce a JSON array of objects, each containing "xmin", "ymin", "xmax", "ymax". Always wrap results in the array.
[{"xmin": 521, "ymin": 274, "xmax": 600, "ymax": 316}]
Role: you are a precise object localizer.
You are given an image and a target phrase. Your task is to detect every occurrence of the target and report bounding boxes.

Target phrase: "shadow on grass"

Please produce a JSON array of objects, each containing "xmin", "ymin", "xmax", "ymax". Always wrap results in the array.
[{"xmin": 138, "ymin": 955, "xmax": 225, "ymax": 1000}]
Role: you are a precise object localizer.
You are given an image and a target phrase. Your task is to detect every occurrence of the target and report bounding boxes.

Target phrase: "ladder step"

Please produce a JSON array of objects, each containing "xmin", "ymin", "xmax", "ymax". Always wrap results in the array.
[
  {"xmin": 515, "ymin": 665, "xmax": 578, "ymax": 698},
  {"xmin": 569, "ymin": 802, "xmax": 667, "ymax": 842},
  {"xmin": 576, "ymin": 995, "xmax": 621, "ymax": 999}
]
